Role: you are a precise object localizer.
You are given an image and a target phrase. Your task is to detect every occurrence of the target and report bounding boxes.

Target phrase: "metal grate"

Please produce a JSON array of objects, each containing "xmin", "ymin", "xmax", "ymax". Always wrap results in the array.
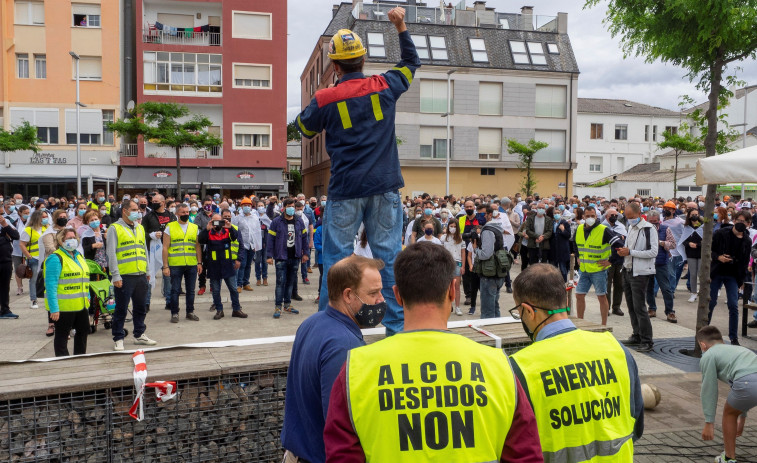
[{"xmin": 0, "ymin": 368, "xmax": 288, "ymax": 463}]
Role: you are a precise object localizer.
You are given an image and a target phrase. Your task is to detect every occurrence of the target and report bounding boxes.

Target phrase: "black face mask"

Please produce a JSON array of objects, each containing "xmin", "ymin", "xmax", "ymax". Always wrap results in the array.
[
  {"xmin": 607, "ymin": 215, "xmax": 617, "ymax": 224},
  {"xmin": 179, "ymin": 214, "xmax": 190, "ymax": 222},
  {"xmin": 465, "ymin": 209, "xmax": 475, "ymax": 216},
  {"xmin": 139, "ymin": 203, "xmax": 147, "ymax": 210},
  {"xmin": 56, "ymin": 217, "xmax": 68, "ymax": 227},
  {"xmin": 352, "ymin": 295, "xmax": 387, "ymax": 328},
  {"xmin": 520, "ymin": 305, "xmax": 570, "ymax": 341},
  {"xmin": 310, "ymin": 202, "xmax": 317, "ymax": 208},
  {"xmin": 152, "ymin": 202, "xmax": 162, "ymax": 210},
  {"xmin": 735, "ymin": 222, "xmax": 747, "ymax": 233},
  {"xmin": 663, "ymin": 209, "xmax": 672, "ymax": 217}
]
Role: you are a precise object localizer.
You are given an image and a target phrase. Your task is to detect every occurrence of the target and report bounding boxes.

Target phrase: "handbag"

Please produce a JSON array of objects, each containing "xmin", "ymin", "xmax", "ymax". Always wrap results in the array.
[{"xmin": 16, "ymin": 260, "xmax": 33, "ymax": 279}]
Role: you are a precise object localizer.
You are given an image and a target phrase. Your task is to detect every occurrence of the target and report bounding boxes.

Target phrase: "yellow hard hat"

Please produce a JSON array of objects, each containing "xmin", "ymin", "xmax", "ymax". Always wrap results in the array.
[{"xmin": 327, "ymin": 29, "xmax": 367, "ymax": 61}]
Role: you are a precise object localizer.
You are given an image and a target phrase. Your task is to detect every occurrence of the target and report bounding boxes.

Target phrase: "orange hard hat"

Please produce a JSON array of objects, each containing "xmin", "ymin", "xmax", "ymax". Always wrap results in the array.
[
  {"xmin": 724, "ymin": 195, "xmax": 731, "ymax": 201},
  {"xmin": 663, "ymin": 201, "xmax": 676, "ymax": 209},
  {"xmin": 240, "ymin": 197, "xmax": 253, "ymax": 205}
]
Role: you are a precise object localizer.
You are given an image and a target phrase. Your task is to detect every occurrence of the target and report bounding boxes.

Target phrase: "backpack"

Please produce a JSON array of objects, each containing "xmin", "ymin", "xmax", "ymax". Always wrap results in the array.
[{"xmin": 477, "ymin": 225, "xmax": 512, "ymax": 278}]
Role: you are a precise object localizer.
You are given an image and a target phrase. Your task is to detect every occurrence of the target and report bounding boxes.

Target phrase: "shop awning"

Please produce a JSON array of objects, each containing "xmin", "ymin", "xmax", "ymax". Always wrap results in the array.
[
  {"xmin": 118, "ymin": 167, "xmax": 201, "ymax": 189},
  {"xmin": 205, "ymin": 168, "xmax": 284, "ymax": 191}
]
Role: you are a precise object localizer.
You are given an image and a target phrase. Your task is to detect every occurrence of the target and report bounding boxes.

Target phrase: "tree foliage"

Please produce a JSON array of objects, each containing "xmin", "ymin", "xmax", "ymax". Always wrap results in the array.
[
  {"xmin": 506, "ymin": 139, "xmax": 548, "ymax": 197},
  {"xmin": 109, "ymin": 102, "xmax": 222, "ymax": 198},
  {"xmin": 585, "ymin": 0, "xmax": 757, "ymax": 355},
  {"xmin": 0, "ymin": 121, "xmax": 41, "ymax": 153},
  {"xmin": 287, "ymin": 120, "xmax": 301, "ymax": 142},
  {"xmin": 289, "ymin": 169, "xmax": 303, "ymax": 195},
  {"xmin": 657, "ymin": 124, "xmax": 704, "ymax": 194}
]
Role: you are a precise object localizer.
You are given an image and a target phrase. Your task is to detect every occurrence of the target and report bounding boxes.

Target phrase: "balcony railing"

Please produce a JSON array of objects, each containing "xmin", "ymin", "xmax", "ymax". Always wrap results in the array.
[
  {"xmin": 352, "ymin": 3, "xmax": 558, "ymax": 32},
  {"xmin": 143, "ymin": 29, "xmax": 221, "ymax": 46},
  {"xmin": 144, "ymin": 144, "xmax": 223, "ymax": 159},
  {"xmin": 120, "ymin": 144, "xmax": 138, "ymax": 157}
]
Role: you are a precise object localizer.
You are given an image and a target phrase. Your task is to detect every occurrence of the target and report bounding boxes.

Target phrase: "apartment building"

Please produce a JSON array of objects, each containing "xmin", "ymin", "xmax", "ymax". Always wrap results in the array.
[
  {"xmin": 300, "ymin": 0, "xmax": 579, "ymax": 198},
  {"xmin": 119, "ymin": 0, "xmax": 287, "ymax": 197},
  {"xmin": 574, "ymin": 98, "xmax": 682, "ymax": 186},
  {"xmin": 0, "ymin": 0, "xmax": 121, "ymax": 197}
]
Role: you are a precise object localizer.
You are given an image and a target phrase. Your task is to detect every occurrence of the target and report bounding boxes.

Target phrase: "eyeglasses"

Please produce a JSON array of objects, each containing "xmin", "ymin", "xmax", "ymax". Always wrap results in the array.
[{"xmin": 509, "ymin": 302, "xmax": 570, "ymax": 319}]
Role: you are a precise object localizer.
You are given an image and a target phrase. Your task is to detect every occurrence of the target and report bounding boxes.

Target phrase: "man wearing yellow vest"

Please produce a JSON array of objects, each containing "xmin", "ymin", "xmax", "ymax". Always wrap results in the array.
[
  {"xmin": 162, "ymin": 203, "xmax": 203, "ymax": 324},
  {"xmin": 324, "ymin": 242, "xmax": 542, "ymax": 462},
  {"xmin": 87, "ymin": 189, "xmax": 111, "ymax": 217},
  {"xmin": 575, "ymin": 206, "xmax": 624, "ymax": 326},
  {"xmin": 106, "ymin": 199, "xmax": 158, "ymax": 351},
  {"xmin": 509, "ymin": 264, "xmax": 644, "ymax": 463}
]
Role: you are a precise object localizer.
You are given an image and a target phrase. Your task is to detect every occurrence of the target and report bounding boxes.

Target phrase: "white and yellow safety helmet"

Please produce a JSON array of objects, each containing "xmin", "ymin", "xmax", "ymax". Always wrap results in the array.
[{"xmin": 327, "ymin": 29, "xmax": 367, "ymax": 61}]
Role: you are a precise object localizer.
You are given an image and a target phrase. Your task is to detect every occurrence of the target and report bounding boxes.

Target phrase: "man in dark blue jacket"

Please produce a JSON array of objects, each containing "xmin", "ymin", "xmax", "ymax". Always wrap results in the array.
[
  {"xmin": 266, "ymin": 198, "xmax": 309, "ymax": 319},
  {"xmin": 297, "ymin": 7, "xmax": 420, "ymax": 335}
]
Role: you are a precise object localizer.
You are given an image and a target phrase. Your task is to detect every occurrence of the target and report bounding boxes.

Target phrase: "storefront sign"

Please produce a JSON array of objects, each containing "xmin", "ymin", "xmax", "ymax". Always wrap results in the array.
[
  {"xmin": 236, "ymin": 171, "xmax": 255, "ymax": 180},
  {"xmin": 153, "ymin": 170, "xmax": 172, "ymax": 178},
  {"xmin": 30, "ymin": 153, "xmax": 67, "ymax": 165}
]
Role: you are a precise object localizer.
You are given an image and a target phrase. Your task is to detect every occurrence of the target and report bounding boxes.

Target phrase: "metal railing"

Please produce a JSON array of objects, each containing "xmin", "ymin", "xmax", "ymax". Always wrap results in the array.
[
  {"xmin": 145, "ymin": 144, "xmax": 222, "ymax": 159},
  {"xmin": 120, "ymin": 143, "xmax": 138, "ymax": 157},
  {"xmin": 352, "ymin": 3, "xmax": 558, "ymax": 32},
  {"xmin": 143, "ymin": 29, "xmax": 221, "ymax": 46}
]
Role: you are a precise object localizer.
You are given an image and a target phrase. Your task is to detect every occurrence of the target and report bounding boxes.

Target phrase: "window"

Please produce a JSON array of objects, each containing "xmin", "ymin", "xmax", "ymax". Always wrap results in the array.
[
  {"xmin": 469, "ymin": 38, "xmax": 488, "ymax": 62},
  {"xmin": 527, "ymin": 42, "xmax": 547, "ymax": 65},
  {"xmin": 652, "ymin": 125, "xmax": 657, "ymax": 141},
  {"xmin": 37, "ymin": 127, "xmax": 58, "ymax": 144},
  {"xmin": 637, "ymin": 189, "xmax": 651, "ymax": 197},
  {"xmin": 66, "ymin": 133, "xmax": 100, "ymax": 145},
  {"xmin": 420, "ymin": 80, "xmax": 453, "ymax": 114},
  {"xmin": 665, "ymin": 126, "xmax": 678, "ymax": 136},
  {"xmin": 233, "ymin": 124, "xmax": 271, "ymax": 149},
  {"xmin": 65, "ymin": 109, "xmax": 103, "ymax": 145},
  {"xmin": 411, "ymin": 35, "xmax": 447, "ymax": 60},
  {"xmin": 232, "ymin": 11, "xmax": 271, "ymax": 40},
  {"xmin": 14, "ymin": 1, "xmax": 44, "ymax": 25},
  {"xmin": 534, "ymin": 130, "xmax": 567, "ymax": 162},
  {"xmin": 479, "ymin": 128, "xmax": 501, "ymax": 160},
  {"xmin": 614, "ymin": 124, "xmax": 628, "ymax": 140},
  {"xmin": 589, "ymin": 156, "xmax": 603, "ymax": 173},
  {"xmin": 34, "ymin": 54, "xmax": 45, "ymax": 79},
  {"xmin": 590, "ymin": 123, "xmax": 603, "ymax": 140},
  {"xmin": 481, "ymin": 168, "xmax": 495, "ymax": 176},
  {"xmin": 509, "ymin": 41, "xmax": 529, "ymax": 64},
  {"xmin": 535, "ymin": 85, "xmax": 567, "ymax": 118},
  {"xmin": 547, "ymin": 43, "xmax": 559, "ymax": 54},
  {"xmin": 419, "ymin": 126, "xmax": 451, "ymax": 159},
  {"xmin": 366, "ymin": 32, "xmax": 386, "ymax": 58},
  {"xmin": 16, "ymin": 54, "xmax": 29, "ymax": 79},
  {"xmin": 102, "ymin": 110, "xmax": 114, "ymax": 145},
  {"xmin": 233, "ymin": 64, "xmax": 271, "ymax": 88},
  {"xmin": 644, "ymin": 125, "xmax": 650, "ymax": 142},
  {"xmin": 479, "ymin": 82, "xmax": 502, "ymax": 115},
  {"xmin": 73, "ymin": 56, "xmax": 102, "ymax": 80},
  {"xmin": 72, "ymin": 4, "xmax": 100, "ymax": 27},
  {"xmin": 143, "ymin": 52, "xmax": 222, "ymax": 94}
]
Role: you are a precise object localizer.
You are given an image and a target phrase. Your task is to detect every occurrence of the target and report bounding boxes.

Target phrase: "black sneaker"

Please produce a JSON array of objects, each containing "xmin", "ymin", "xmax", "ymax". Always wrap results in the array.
[
  {"xmin": 731, "ymin": 339, "xmax": 741, "ymax": 346},
  {"xmin": 292, "ymin": 294, "xmax": 303, "ymax": 301},
  {"xmin": 621, "ymin": 336, "xmax": 641, "ymax": 346},
  {"xmin": 170, "ymin": 314, "xmax": 179, "ymax": 323},
  {"xmin": 506, "ymin": 286, "xmax": 513, "ymax": 294},
  {"xmin": 748, "ymin": 320, "xmax": 757, "ymax": 328},
  {"xmin": 165, "ymin": 303, "xmax": 171, "ymax": 311},
  {"xmin": 464, "ymin": 297, "xmax": 471, "ymax": 306},
  {"xmin": 468, "ymin": 307, "xmax": 475, "ymax": 315},
  {"xmin": 612, "ymin": 308, "xmax": 625, "ymax": 316},
  {"xmin": 635, "ymin": 343, "xmax": 654, "ymax": 353},
  {"xmin": 186, "ymin": 313, "xmax": 199, "ymax": 321},
  {"xmin": 209, "ymin": 304, "xmax": 216, "ymax": 312}
]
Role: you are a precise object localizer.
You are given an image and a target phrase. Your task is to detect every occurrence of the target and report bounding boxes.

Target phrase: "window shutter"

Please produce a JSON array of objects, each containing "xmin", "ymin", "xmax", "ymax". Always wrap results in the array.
[{"xmin": 234, "ymin": 64, "xmax": 270, "ymax": 80}]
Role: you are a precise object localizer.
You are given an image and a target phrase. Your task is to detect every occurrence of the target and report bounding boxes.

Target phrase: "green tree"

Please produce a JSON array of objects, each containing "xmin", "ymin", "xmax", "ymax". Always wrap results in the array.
[
  {"xmin": 289, "ymin": 169, "xmax": 303, "ymax": 195},
  {"xmin": 109, "ymin": 102, "xmax": 221, "ymax": 199},
  {"xmin": 586, "ymin": 0, "xmax": 757, "ymax": 355},
  {"xmin": 506, "ymin": 139, "xmax": 548, "ymax": 196},
  {"xmin": 657, "ymin": 125, "xmax": 704, "ymax": 194},
  {"xmin": 287, "ymin": 120, "xmax": 301, "ymax": 142},
  {"xmin": 0, "ymin": 122, "xmax": 41, "ymax": 153}
]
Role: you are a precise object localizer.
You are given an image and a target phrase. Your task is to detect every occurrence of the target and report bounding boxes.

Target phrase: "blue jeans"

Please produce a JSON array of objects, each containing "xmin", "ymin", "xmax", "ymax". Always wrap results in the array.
[
  {"xmin": 708, "ymin": 274, "xmax": 740, "ymax": 342},
  {"xmin": 145, "ymin": 274, "xmax": 171, "ymax": 306},
  {"xmin": 170, "ymin": 265, "xmax": 197, "ymax": 315},
  {"xmin": 211, "ymin": 275, "xmax": 242, "ymax": 313},
  {"xmin": 576, "ymin": 270, "xmax": 608, "ymax": 296},
  {"xmin": 236, "ymin": 247, "xmax": 255, "ymax": 288},
  {"xmin": 479, "ymin": 276, "xmax": 504, "ymax": 319},
  {"xmin": 318, "ymin": 191, "xmax": 404, "ymax": 335},
  {"xmin": 28, "ymin": 258, "xmax": 39, "ymax": 302},
  {"xmin": 255, "ymin": 233, "xmax": 268, "ymax": 280},
  {"xmin": 647, "ymin": 264, "xmax": 674, "ymax": 315},
  {"xmin": 275, "ymin": 258, "xmax": 299, "ymax": 307},
  {"xmin": 668, "ymin": 255, "xmax": 684, "ymax": 293},
  {"xmin": 112, "ymin": 275, "xmax": 148, "ymax": 342}
]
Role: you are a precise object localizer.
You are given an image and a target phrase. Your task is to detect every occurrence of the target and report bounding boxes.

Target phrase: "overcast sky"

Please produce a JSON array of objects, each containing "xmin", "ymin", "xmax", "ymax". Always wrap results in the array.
[{"xmin": 285, "ymin": 0, "xmax": 757, "ymax": 121}]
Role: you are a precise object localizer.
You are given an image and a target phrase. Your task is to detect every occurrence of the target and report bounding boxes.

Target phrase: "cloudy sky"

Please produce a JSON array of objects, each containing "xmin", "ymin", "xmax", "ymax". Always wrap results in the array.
[{"xmin": 285, "ymin": 0, "xmax": 757, "ymax": 121}]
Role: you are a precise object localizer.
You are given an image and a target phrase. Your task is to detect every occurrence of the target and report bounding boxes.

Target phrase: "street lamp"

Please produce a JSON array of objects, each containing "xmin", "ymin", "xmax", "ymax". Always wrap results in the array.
[
  {"xmin": 69, "ymin": 51, "xmax": 87, "ymax": 198},
  {"xmin": 442, "ymin": 69, "xmax": 456, "ymax": 196}
]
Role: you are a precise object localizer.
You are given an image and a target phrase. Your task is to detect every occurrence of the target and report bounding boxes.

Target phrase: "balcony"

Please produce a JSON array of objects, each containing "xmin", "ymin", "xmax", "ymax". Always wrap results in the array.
[
  {"xmin": 144, "ymin": 143, "xmax": 222, "ymax": 159},
  {"xmin": 352, "ymin": 3, "xmax": 558, "ymax": 33},
  {"xmin": 143, "ymin": 29, "xmax": 221, "ymax": 47},
  {"xmin": 120, "ymin": 144, "xmax": 138, "ymax": 157}
]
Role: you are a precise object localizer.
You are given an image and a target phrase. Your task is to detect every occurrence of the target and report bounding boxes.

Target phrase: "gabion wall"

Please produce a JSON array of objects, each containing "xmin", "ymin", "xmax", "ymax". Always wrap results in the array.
[{"xmin": 0, "ymin": 368, "xmax": 287, "ymax": 463}]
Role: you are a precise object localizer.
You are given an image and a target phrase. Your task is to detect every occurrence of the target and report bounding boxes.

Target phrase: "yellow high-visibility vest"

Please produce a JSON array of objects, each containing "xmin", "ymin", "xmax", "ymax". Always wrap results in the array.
[
  {"xmin": 167, "ymin": 221, "xmax": 198, "ymax": 267},
  {"xmin": 230, "ymin": 224, "xmax": 239, "ymax": 260},
  {"xmin": 511, "ymin": 329, "xmax": 635, "ymax": 462},
  {"xmin": 25, "ymin": 226, "xmax": 46, "ymax": 258},
  {"xmin": 575, "ymin": 224, "xmax": 611, "ymax": 273},
  {"xmin": 44, "ymin": 248, "xmax": 90, "ymax": 312},
  {"xmin": 346, "ymin": 330, "xmax": 518, "ymax": 462},
  {"xmin": 111, "ymin": 222, "xmax": 147, "ymax": 275}
]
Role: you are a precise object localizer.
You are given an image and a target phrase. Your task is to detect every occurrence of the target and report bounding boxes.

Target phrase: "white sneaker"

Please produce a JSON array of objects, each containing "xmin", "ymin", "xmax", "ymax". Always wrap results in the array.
[
  {"xmin": 688, "ymin": 293, "xmax": 697, "ymax": 303},
  {"xmin": 114, "ymin": 340, "xmax": 124, "ymax": 351},
  {"xmin": 455, "ymin": 306, "xmax": 463, "ymax": 316},
  {"xmin": 30, "ymin": 301, "xmax": 38, "ymax": 309},
  {"xmin": 134, "ymin": 334, "xmax": 157, "ymax": 346}
]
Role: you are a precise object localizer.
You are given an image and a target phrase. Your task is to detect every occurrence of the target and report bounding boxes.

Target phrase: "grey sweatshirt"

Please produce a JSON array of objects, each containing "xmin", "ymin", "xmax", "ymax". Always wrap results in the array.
[
  {"xmin": 106, "ymin": 218, "xmax": 148, "ymax": 283},
  {"xmin": 700, "ymin": 343, "xmax": 757, "ymax": 422},
  {"xmin": 475, "ymin": 221, "xmax": 504, "ymax": 262}
]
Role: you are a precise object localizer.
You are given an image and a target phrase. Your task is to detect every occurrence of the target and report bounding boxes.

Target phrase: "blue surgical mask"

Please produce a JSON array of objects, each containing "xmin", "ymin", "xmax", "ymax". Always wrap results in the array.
[
  {"xmin": 78, "ymin": 209, "xmax": 86, "ymax": 216},
  {"xmin": 242, "ymin": 206, "xmax": 251, "ymax": 214},
  {"xmin": 714, "ymin": 213, "xmax": 719, "ymax": 220},
  {"xmin": 8, "ymin": 205, "xmax": 15, "ymax": 212},
  {"xmin": 285, "ymin": 207, "xmax": 295, "ymax": 217},
  {"xmin": 321, "ymin": 200, "xmax": 327, "ymax": 206},
  {"xmin": 63, "ymin": 238, "xmax": 78, "ymax": 252},
  {"xmin": 537, "ymin": 208, "xmax": 546, "ymax": 215},
  {"xmin": 41, "ymin": 218, "xmax": 49, "ymax": 226},
  {"xmin": 69, "ymin": 204, "xmax": 74, "ymax": 208},
  {"xmin": 257, "ymin": 206, "xmax": 265, "ymax": 215},
  {"xmin": 558, "ymin": 205, "xmax": 565, "ymax": 211},
  {"xmin": 22, "ymin": 214, "xmax": 29, "ymax": 220},
  {"xmin": 628, "ymin": 217, "xmax": 641, "ymax": 227},
  {"xmin": 128, "ymin": 211, "xmax": 141, "ymax": 222},
  {"xmin": 554, "ymin": 214, "xmax": 561, "ymax": 220},
  {"xmin": 424, "ymin": 208, "xmax": 433, "ymax": 216},
  {"xmin": 89, "ymin": 220, "xmax": 100, "ymax": 229},
  {"xmin": 642, "ymin": 207, "xmax": 649, "ymax": 212}
]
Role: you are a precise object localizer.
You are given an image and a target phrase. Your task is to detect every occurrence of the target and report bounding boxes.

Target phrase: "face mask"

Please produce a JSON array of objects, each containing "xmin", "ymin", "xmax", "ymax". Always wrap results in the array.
[
  {"xmin": 607, "ymin": 215, "xmax": 617, "ymax": 224},
  {"xmin": 728, "ymin": 213, "xmax": 732, "ymax": 219},
  {"xmin": 22, "ymin": 214, "xmax": 29, "ymax": 220},
  {"xmin": 310, "ymin": 202, "xmax": 317, "ymax": 208},
  {"xmin": 8, "ymin": 206, "xmax": 15, "ymax": 213},
  {"xmin": 152, "ymin": 202, "xmax": 162, "ymax": 210},
  {"xmin": 558, "ymin": 205, "xmax": 565, "ymax": 211},
  {"xmin": 434, "ymin": 203, "xmax": 439, "ymax": 208},
  {"xmin": 88, "ymin": 220, "xmax": 101, "ymax": 229},
  {"xmin": 285, "ymin": 207, "xmax": 295, "ymax": 217},
  {"xmin": 39, "ymin": 206, "xmax": 46, "ymax": 212},
  {"xmin": 663, "ymin": 209, "xmax": 672, "ymax": 217},
  {"xmin": 536, "ymin": 208, "xmax": 545, "ymax": 216},
  {"xmin": 128, "ymin": 211, "xmax": 141, "ymax": 222},
  {"xmin": 628, "ymin": 217, "xmax": 640, "ymax": 227},
  {"xmin": 421, "ymin": 208, "xmax": 431, "ymax": 216},
  {"xmin": 642, "ymin": 207, "xmax": 649, "ymax": 212},
  {"xmin": 352, "ymin": 295, "xmax": 387, "ymax": 328},
  {"xmin": 466, "ymin": 209, "xmax": 475, "ymax": 216},
  {"xmin": 62, "ymin": 238, "xmax": 78, "ymax": 252},
  {"xmin": 477, "ymin": 213, "xmax": 486, "ymax": 222},
  {"xmin": 295, "ymin": 210, "xmax": 303, "ymax": 217},
  {"xmin": 299, "ymin": 200, "xmax": 305, "ymax": 206},
  {"xmin": 698, "ymin": 201, "xmax": 705, "ymax": 208},
  {"xmin": 173, "ymin": 214, "xmax": 187, "ymax": 223},
  {"xmin": 441, "ymin": 212, "xmax": 448, "ymax": 219},
  {"xmin": 41, "ymin": 218, "xmax": 50, "ymax": 226},
  {"xmin": 553, "ymin": 214, "xmax": 561, "ymax": 220},
  {"xmin": 448, "ymin": 226, "xmax": 456, "ymax": 233},
  {"xmin": 68, "ymin": 204, "xmax": 74, "ymax": 209},
  {"xmin": 735, "ymin": 222, "xmax": 747, "ymax": 233},
  {"xmin": 169, "ymin": 207, "xmax": 176, "ymax": 214},
  {"xmin": 322, "ymin": 200, "xmax": 327, "ymax": 206},
  {"xmin": 242, "ymin": 206, "xmax": 252, "ymax": 214},
  {"xmin": 257, "ymin": 207, "xmax": 266, "ymax": 215},
  {"xmin": 415, "ymin": 213, "xmax": 422, "ymax": 219},
  {"xmin": 137, "ymin": 203, "xmax": 146, "ymax": 210},
  {"xmin": 520, "ymin": 306, "xmax": 568, "ymax": 341},
  {"xmin": 204, "ymin": 204, "xmax": 213, "ymax": 212},
  {"xmin": 190, "ymin": 206, "xmax": 198, "ymax": 213},
  {"xmin": 424, "ymin": 228, "xmax": 434, "ymax": 236},
  {"xmin": 56, "ymin": 217, "xmax": 68, "ymax": 227},
  {"xmin": 97, "ymin": 197, "xmax": 105, "ymax": 203},
  {"xmin": 584, "ymin": 217, "xmax": 596, "ymax": 227}
]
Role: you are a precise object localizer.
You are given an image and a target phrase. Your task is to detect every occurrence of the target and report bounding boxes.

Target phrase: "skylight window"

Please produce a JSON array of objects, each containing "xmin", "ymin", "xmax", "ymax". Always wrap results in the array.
[
  {"xmin": 547, "ymin": 43, "xmax": 559, "ymax": 54},
  {"xmin": 411, "ymin": 35, "xmax": 449, "ymax": 60},
  {"xmin": 510, "ymin": 40, "xmax": 549, "ymax": 65},
  {"xmin": 469, "ymin": 38, "xmax": 488, "ymax": 62},
  {"xmin": 527, "ymin": 42, "xmax": 547, "ymax": 65},
  {"xmin": 509, "ymin": 41, "xmax": 529, "ymax": 64},
  {"xmin": 366, "ymin": 32, "xmax": 386, "ymax": 57}
]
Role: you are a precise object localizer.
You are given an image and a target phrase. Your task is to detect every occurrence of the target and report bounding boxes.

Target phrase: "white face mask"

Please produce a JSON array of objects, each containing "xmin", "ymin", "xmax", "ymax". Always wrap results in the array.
[{"xmin": 585, "ymin": 217, "xmax": 596, "ymax": 227}]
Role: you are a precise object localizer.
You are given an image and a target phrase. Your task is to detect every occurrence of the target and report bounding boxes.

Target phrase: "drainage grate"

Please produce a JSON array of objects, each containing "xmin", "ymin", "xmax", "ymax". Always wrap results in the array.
[{"xmin": 644, "ymin": 338, "xmax": 701, "ymax": 373}]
